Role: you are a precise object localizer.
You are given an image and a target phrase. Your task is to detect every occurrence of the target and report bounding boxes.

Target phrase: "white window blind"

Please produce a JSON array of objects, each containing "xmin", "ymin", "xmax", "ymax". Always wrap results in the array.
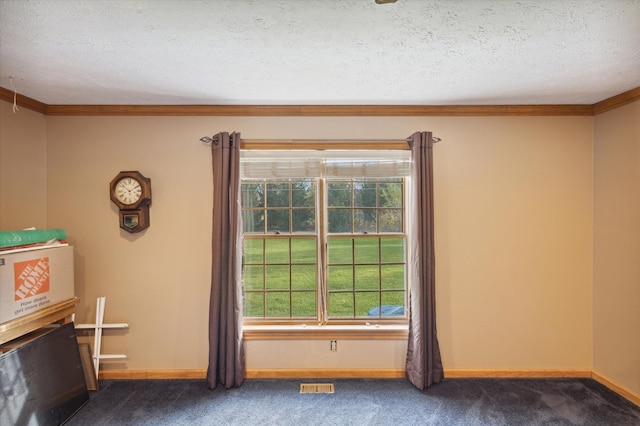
[{"xmin": 240, "ymin": 150, "xmax": 411, "ymax": 179}]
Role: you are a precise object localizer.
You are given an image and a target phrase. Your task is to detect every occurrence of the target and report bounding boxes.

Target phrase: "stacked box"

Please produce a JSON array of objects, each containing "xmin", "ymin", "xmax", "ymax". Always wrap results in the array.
[{"xmin": 0, "ymin": 246, "xmax": 74, "ymax": 324}]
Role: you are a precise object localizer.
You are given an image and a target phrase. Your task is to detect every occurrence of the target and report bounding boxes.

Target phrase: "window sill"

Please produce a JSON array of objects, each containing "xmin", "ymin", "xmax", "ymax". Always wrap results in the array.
[{"xmin": 243, "ymin": 324, "xmax": 409, "ymax": 340}]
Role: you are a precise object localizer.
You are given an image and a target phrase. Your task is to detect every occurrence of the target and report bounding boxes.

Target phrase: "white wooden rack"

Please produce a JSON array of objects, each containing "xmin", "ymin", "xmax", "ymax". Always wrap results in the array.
[{"xmin": 75, "ymin": 296, "xmax": 128, "ymax": 380}]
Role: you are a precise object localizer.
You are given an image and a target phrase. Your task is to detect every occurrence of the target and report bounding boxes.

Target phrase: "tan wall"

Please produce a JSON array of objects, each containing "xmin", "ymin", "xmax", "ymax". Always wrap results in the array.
[
  {"xmin": 41, "ymin": 113, "xmax": 593, "ymax": 372},
  {"xmin": 593, "ymin": 100, "xmax": 640, "ymax": 396},
  {"xmin": 0, "ymin": 100, "xmax": 47, "ymax": 229}
]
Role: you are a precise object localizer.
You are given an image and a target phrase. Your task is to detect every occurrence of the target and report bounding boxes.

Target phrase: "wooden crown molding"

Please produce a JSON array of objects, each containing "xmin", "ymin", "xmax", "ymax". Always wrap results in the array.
[
  {"xmin": 2, "ymin": 86, "xmax": 638, "ymax": 117},
  {"xmin": 592, "ymin": 86, "xmax": 640, "ymax": 115},
  {"xmin": 43, "ymin": 104, "xmax": 594, "ymax": 117},
  {"xmin": 0, "ymin": 87, "xmax": 48, "ymax": 114}
]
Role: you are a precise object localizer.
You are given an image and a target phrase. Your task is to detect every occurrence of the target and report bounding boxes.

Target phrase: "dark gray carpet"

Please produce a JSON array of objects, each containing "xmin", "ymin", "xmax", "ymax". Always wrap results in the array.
[{"xmin": 66, "ymin": 378, "xmax": 640, "ymax": 426}]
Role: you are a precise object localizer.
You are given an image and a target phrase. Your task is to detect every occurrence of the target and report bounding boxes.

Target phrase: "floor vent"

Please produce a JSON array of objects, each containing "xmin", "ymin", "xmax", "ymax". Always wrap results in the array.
[{"xmin": 300, "ymin": 383, "xmax": 335, "ymax": 394}]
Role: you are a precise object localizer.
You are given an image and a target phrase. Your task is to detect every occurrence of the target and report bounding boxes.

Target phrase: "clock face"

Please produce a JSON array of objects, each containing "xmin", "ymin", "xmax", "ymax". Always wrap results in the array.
[{"xmin": 115, "ymin": 177, "xmax": 143, "ymax": 205}]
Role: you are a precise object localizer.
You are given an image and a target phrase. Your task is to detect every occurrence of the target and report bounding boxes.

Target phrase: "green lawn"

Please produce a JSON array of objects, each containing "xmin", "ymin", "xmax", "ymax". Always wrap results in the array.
[{"xmin": 243, "ymin": 236, "xmax": 406, "ymax": 319}]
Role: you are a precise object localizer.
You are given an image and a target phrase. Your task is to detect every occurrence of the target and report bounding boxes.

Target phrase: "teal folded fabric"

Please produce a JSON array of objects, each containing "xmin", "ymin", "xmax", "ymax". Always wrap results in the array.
[{"xmin": 0, "ymin": 229, "xmax": 68, "ymax": 248}]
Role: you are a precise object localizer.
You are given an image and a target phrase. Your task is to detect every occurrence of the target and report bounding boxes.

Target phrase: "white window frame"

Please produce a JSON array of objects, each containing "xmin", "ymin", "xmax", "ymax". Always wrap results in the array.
[{"xmin": 239, "ymin": 142, "xmax": 411, "ymax": 339}]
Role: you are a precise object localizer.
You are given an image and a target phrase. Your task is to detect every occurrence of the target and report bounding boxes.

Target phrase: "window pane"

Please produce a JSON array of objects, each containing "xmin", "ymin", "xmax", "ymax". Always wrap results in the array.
[
  {"xmin": 329, "ymin": 293, "xmax": 354, "ymax": 317},
  {"xmin": 356, "ymin": 292, "xmax": 379, "ymax": 317},
  {"xmin": 328, "ymin": 266, "xmax": 353, "ymax": 291},
  {"xmin": 243, "ymin": 265, "xmax": 264, "ymax": 290},
  {"xmin": 266, "ymin": 182, "xmax": 290, "ymax": 207},
  {"xmin": 381, "ymin": 291, "xmax": 405, "ymax": 316},
  {"xmin": 292, "ymin": 209, "xmax": 315, "ymax": 233},
  {"xmin": 328, "ymin": 182, "xmax": 351, "ymax": 207},
  {"xmin": 265, "ymin": 239, "xmax": 289, "ymax": 263},
  {"xmin": 243, "ymin": 210, "xmax": 264, "ymax": 233},
  {"xmin": 328, "ymin": 209, "xmax": 351, "ymax": 233},
  {"xmin": 291, "ymin": 180, "xmax": 315, "ymax": 207},
  {"xmin": 292, "ymin": 292, "xmax": 316, "ymax": 317},
  {"xmin": 266, "ymin": 292, "xmax": 290, "ymax": 317},
  {"xmin": 379, "ymin": 182, "xmax": 402, "ymax": 208},
  {"xmin": 380, "ymin": 237, "xmax": 404, "ymax": 263},
  {"xmin": 328, "ymin": 237, "xmax": 353, "ymax": 264},
  {"xmin": 354, "ymin": 209, "xmax": 376, "ymax": 233},
  {"xmin": 244, "ymin": 238, "xmax": 264, "ymax": 264},
  {"xmin": 354, "ymin": 182, "xmax": 377, "ymax": 207},
  {"xmin": 291, "ymin": 265, "xmax": 316, "ymax": 290},
  {"xmin": 266, "ymin": 209, "xmax": 290, "ymax": 233},
  {"xmin": 291, "ymin": 238, "xmax": 316, "ymax": 263},
  {"xmin": 381, "ymin": 265, "xmax": 404, "ymax": 290},
  {"xmin": 354, "ymin": 238, "xmax": 379, "ymax": 263},
  {"xmin": 244, "ymin": 292, "xmax": 264, "ymax": 317},
  {"xmin": 241, "ymin": 182, "xmax": 264, "ymax": 208},
  {"xmin": 355, "ymin": 265, "xmax": 379, "ymax": 290},
  {"xmin": 265, "ymin": 265, "xmax": 289, "ymax": 290},
  {"xmin": 380, "ymin": 209, "xmax": 402, "ymax": 233}
]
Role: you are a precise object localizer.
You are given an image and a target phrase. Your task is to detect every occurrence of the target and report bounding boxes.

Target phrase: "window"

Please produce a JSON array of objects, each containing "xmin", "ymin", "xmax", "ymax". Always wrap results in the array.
[
  {"xmin": 326, "ymin": 178, "xmax": 405, "ymax": 320},
  {"xmin": 240, "ymin": 149, "xmax": 410, "ymax": 325},
  {"xmin": 242, "ymin": 179, "xmax": 319, "ymax": 319}
]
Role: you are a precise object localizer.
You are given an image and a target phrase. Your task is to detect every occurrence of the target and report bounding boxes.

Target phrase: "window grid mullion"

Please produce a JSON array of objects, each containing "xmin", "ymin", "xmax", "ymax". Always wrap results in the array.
[
  {"xmin": 262, "ymin": 237, "xmax": 267, "ymax": 318},
  {"xmin": 351, "ymin": 237, "xmax": 356, "ymax": 318},
  {"xmin": 378, "ymin": 238, "xmax": 382, "ymax": 319},
  {"xmin": 288, "ymin": 181, "xmax": 292, "ymax": 318},
  {"xmin": 376, "ymin": 180, "xmax": 380, "ymax": 233},
  {"xmin": 262, "ymin": 178, "xmax": 267, "ymax": 234},
  {"xmin": 319, "ymin": 177, "xmax": 327, "ymax": 324},
  {"xmin": 351, "ymin": 179, "xmax": 356, "ymax": 234}
]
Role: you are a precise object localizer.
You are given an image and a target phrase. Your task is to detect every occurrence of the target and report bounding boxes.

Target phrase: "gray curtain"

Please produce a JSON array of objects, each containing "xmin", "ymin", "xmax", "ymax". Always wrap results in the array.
[
  {"xmin": 207, "ymin": 131, "xmax": 245, "ymax": 389},
  {"xmin": 405, "ymin": 131, "xmax": 444, "ymax": 390}
]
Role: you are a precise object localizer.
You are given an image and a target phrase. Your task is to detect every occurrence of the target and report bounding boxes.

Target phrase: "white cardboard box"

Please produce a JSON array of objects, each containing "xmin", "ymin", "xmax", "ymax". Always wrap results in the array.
[{"xmin": 0, "ymin": 245, "xmax": 74, "ymax": 324}]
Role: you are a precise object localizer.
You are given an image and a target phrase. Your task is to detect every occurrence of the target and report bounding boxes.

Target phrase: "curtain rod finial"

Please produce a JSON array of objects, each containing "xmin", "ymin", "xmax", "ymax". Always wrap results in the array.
[{"xmin": 200, "ymin": 136, "xmax": 213, "ymax": 144}]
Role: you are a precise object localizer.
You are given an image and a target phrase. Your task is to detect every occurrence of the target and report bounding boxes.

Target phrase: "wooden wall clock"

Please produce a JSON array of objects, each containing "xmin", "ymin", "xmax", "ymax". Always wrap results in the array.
[{"xmin": 109, "ymin": 171, "xmax": 152, "ymax": 233}]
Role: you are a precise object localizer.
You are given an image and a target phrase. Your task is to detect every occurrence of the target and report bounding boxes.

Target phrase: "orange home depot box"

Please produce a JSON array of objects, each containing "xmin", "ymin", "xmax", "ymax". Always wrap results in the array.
[{"xmin": 0, "ymin": 246, "xmax": 74, "ymax": 324}]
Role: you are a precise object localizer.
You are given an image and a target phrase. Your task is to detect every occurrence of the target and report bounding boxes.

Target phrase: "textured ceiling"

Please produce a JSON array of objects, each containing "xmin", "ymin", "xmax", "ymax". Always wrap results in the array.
[{"xmin": 0, "ymin": 0, "xmax": 639, "ymax": 106}]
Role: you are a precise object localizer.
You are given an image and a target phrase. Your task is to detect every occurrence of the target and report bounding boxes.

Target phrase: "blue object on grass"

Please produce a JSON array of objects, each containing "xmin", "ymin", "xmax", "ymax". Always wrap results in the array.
[{"xmin": 367, "ymin": 305, "xmax": 405, "ymax": 316}]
